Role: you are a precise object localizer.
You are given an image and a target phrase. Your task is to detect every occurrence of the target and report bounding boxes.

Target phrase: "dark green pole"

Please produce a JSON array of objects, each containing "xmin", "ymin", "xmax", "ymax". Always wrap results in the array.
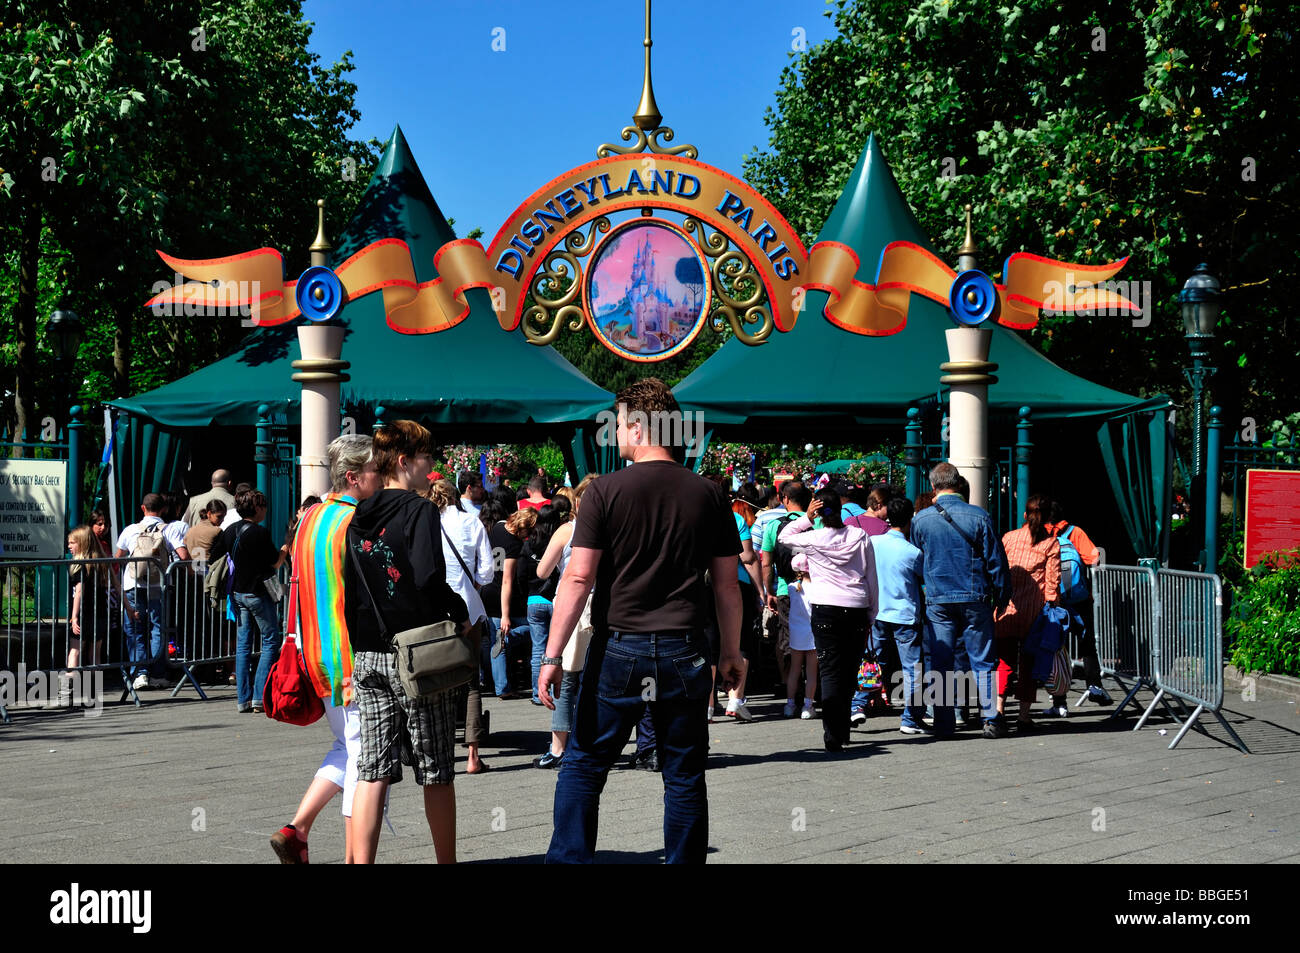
[
  {"xmin": 255, "ymin": 404, "xmax": 272, "ymax": 493},
  {"xmin": 66, "ymin": 404, "xmax": 82, "ymax": 532},
  {"xmin": 1015, "ymin": 406, "xmax": 1033, "ymax": 524},
  {"xmin": 904, "ymin": 407, "xmax": 923, "ymax": 501},
  {"xmin": 1205, "ymin": 405, "xmax": 1223, "ymax": 574}
]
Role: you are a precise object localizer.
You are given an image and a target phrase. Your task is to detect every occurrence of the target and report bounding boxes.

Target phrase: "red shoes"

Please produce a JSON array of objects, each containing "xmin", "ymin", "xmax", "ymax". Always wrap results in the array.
[{"xmin": 270, "ymin": 824, "xmax": 309, "ymax": 864}]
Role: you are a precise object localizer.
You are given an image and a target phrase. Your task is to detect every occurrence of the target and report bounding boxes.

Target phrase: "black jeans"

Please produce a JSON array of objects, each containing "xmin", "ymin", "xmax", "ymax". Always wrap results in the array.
[{"xmin": 811, "ymin": 604, "xmax": 872, "ymax": 746}]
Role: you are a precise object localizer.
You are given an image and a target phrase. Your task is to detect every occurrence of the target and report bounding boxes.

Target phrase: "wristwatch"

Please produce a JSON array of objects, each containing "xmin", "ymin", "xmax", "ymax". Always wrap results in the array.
[{"xmin": 541, "ymin": 656, "xmax": 563, "ymax": 666}]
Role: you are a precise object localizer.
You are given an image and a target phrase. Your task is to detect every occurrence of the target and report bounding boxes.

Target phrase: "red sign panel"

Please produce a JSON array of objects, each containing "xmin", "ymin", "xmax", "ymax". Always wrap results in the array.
[{"xmin": 1244, "ymin": 469, "xmax": 1300, "ymax": 568}]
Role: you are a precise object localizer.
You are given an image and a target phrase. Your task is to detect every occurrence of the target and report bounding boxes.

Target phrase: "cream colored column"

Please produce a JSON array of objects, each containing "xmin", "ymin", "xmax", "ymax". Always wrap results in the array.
[
  {"xmin": 293, "ymin": 200, "xmax": 349, "ymax": 499},
  {"xmin": 941, "ymin": 327, "xmax": 997, "ymax": 512}
]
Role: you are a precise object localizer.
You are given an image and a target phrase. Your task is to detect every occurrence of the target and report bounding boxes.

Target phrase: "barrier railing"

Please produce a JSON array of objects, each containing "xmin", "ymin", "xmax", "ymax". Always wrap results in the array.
[
  {"xmin": 1, "ymin": 555, "xmax": 293, "ymax": 721},
  {"xmin": 1092, "ymin": 564, "xmax": 1249, "ymax": 753},
  {"xmin": 0, "ymin": 556, "xmax": 174, "ymax": 719},
  {"xmin": 163, "ymin": 558, "xmax": 291, "ymax": 700},
  {"xmin": 1089, "ymin": 565, "xmax": 1160, "ymax": 719},
  {"xmin": 1139, "ymin": 569, "xmax": 1248, "ymax": 753}
]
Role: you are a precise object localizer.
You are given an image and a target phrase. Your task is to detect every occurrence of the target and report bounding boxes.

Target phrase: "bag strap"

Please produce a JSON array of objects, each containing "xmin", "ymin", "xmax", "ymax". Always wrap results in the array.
[
  {"xmin": 931, "ymin": 500, "xmax": 982, "ymax": 556},
  {"xmin": 439, "ymin": 522, "xmax": 475, "ymax": 583},
  {"xmin": 284, "ymin": 570, "xmax": 299, "ymax": 641},
  {"xmin": 345, "ymin": 529, "xmax": 391, "ymax": 643}
]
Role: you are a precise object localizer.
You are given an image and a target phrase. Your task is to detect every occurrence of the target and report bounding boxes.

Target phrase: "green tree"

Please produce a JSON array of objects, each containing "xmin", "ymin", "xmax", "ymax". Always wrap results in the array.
[
  {"xmin": 1, "ymin": 0, "xmax": 378, "ymax": 445},
  {"xmin": 744, "ymin": 0, "xmax": 1295, "ymax": 432}
]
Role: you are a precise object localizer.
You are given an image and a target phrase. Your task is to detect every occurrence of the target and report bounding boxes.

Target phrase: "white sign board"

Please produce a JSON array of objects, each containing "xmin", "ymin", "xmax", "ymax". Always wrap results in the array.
[{"xmin": 0, "ymin": 459, "xmax": 68, "ymax": 559}]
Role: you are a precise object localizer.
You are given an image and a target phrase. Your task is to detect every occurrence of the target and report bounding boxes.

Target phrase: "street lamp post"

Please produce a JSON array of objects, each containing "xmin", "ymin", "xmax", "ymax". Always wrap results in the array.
[
  {"xmin": 1179, "ymin": 264, "xmax": 1221, "ymax": 571},
  {"xmin": 47, "ymin": 309, "xmax": 85, "ymax": 531}
]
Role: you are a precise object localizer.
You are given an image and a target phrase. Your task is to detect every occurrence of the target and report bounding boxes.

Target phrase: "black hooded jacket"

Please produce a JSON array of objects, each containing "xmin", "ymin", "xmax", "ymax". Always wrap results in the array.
[{"xmin": 343, "ymin": 488, "xmax": 469, "ymax": 654}]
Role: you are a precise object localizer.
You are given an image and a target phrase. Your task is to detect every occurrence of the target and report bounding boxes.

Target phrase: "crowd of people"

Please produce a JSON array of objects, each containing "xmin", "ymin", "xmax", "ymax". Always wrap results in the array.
[{"xmin": 53, "ymin": 377, "xmax": 1114, "ymax": 864}]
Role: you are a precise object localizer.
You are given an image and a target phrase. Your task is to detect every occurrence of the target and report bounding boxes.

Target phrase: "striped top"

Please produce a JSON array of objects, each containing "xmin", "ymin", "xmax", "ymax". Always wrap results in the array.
[
  {"xmin": 995, "ymin": 525, "xmax": 1060, "ymax": 642},
  {"xmin": 293, "ymin": 494, "xmax": 358, "ymax": 706}
]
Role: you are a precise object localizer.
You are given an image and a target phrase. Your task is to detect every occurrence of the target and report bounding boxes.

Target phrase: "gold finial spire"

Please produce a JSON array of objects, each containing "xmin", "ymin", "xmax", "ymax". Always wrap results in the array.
[
  {"xmin": 633, "ymin": 0, "xmax": 662, "ymax": 131},
  {"xmin": 309, "ymin": 198, "xmax": 330, "ymax": 266},
  {"xmin": 958, "ymin": 204, "xmax": 976, "ymax": 257}
]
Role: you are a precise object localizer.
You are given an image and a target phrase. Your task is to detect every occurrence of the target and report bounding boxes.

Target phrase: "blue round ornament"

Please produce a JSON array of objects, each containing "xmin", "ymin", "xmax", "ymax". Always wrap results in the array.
[
  {"xmin": 295, "ymin": 265, "xmax": 344, "ymax": 322},
  {"xmin": 947, "ymin": 269, "xmax": 999, "ymax": 327}
]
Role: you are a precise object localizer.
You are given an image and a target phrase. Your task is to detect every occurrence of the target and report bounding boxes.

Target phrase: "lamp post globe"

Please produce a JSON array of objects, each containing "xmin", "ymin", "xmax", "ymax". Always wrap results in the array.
[
  {"xmin": 47, "ymin": 309, "xmax": 84, "ymax": 368},
  {"xmin": 1179, "ymin": 263, "xmax": 1221, "ymax": 361}
]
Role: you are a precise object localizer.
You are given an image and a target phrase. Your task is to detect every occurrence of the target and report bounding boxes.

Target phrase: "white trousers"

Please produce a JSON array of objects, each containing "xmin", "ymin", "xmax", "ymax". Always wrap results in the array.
[{"xmin": 316, "ymin": 700, "xmax": 361, "ymax": 817}]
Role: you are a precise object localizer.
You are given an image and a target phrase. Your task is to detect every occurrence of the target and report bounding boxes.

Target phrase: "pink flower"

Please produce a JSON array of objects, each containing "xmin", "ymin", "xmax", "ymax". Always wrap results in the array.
[
  {"xmin": 362, "ymin": 540, "xmax": 372, "ymax": 552},
  {"xmin": 387, "ymin": 566, "xmax": 401, "ymax": 582}
]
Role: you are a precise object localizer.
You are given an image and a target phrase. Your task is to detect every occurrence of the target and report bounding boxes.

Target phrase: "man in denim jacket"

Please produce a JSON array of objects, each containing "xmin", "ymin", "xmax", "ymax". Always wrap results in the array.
[{"xmin": 909, "ymin": 463, "xmax": 1012, "ymax": 738}]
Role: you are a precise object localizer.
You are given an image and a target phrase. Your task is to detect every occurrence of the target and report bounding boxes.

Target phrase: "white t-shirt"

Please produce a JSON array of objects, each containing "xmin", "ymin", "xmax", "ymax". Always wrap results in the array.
[
  {"xmin": 787, "ymin": 580, "xmax": 815, "ymax": 652},
  {"xmin": 115, "ymin": 515, "xmax": 180, "ymax": 590},
  {"xmin": 220, "ymin": 509, "xmax": 242, "ymax": 530},
  {"xmin": 164, "ymin": 520, "xmax": 189, "ymax": 555}
]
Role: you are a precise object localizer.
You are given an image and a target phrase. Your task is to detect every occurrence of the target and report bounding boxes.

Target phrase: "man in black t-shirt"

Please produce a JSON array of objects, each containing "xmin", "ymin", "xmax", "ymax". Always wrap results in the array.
[{"xmin": 539, "ymin": 378, "xmax": 742, "ymax": 864}]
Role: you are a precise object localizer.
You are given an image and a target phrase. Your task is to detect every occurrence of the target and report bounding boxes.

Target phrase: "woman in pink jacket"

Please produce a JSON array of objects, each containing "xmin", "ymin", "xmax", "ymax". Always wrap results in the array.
[{"xmin": 779, "ymin": 489, "xmax": 878, "ymax": 752}]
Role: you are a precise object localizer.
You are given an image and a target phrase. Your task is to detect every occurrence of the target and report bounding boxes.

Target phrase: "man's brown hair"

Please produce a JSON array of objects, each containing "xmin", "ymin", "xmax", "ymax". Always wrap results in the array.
[
  {"xmin": 615, "ymin": 377, "xmax": 679, "ymax": 420},
  {"xmin": 372, "ymin": 420, "xmax": 433, "ymax": 479}
]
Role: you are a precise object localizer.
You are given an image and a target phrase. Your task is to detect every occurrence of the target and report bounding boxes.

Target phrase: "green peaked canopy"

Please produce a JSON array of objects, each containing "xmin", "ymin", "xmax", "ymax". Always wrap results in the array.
[
  {"xmin": 109, "ymin": 125, "xmax": 613, "ymax": 430},
  {"xmin": 673, "ymin": 135, "xmax": 1160, "ymax": 425}
]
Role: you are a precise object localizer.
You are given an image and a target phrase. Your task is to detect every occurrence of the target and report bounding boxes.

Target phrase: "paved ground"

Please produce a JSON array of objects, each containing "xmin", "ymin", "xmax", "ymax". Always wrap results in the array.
[{"xmin": 1, "ymin": 676, "xmax": 1297, "ymax": 864}]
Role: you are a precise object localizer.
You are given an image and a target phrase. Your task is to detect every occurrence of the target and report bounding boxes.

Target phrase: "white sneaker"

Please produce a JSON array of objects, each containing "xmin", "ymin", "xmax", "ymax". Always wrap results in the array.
[
  {"xmin": 800, "ymin": 703, "xmax": 816, "ymax": 720},
  {"xmin": 1039, "ymin": 704, "xmax": 1069, "ymax": 718},
  {"xmin": 730, "ymin": 700, "xmax": 754, "ymax": 722},
  {"xmin": 131, "ymin": 673, "xmax": 150, "ymax": 692},
  {"xmin": 850, "ymin": 710, "xmax": 867, "ymax": 727},
  {"xmin": 899, "ymin": 724, "xmax": 930, "ymax": 735},
  {"xmin": 783, "ymin": 699, "xmax": 797, "ymax": 718}
]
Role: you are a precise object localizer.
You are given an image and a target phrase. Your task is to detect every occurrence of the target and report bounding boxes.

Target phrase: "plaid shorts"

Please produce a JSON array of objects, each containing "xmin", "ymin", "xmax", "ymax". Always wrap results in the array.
[{"xmin": 353, "ymin": 650, "xmax": 457, "ymax": 786}]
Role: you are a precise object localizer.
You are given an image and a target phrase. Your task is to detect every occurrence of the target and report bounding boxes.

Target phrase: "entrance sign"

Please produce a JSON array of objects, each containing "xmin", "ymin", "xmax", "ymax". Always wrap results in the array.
[
  {"xmin": 1244, "ymin": 469, "xmax": 1300, "ymax": 568},
  {"xmin": 142, "ymin": 2, "xmax": 1139, "ymax": 363},
  {"xmin": 0, "ymin": 459, "xmax": 69, "ymax": 559}
]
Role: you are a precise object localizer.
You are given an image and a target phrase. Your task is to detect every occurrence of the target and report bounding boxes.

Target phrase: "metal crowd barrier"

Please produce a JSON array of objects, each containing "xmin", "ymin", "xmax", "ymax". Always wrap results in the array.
[
  {"xmin": 0, "ymin": 556, "xmax": 176, "ymax": 720},
  {"xmin": 1089, "ymin": 565, "xmax": 1160, "ymax": 718},
  {"xmin": 1, "ymin": 555, "xmax": 293, "ymax": 721},
  {"xmin": 1136, "ymin": 569, "xmax": 1248, "ymax": 753},
  {"xmin": 1092, "ymin": 564, "xmax": 1249, "ymax": 753},
  {"xmin": 163, "ymin": 558, "xmax": 291, "ymax": 700}
]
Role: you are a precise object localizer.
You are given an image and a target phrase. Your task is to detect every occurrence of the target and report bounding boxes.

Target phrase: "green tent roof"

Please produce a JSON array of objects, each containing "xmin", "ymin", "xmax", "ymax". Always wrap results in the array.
[
  {"xmin": 109, "ymin": 126, "xmax": 613, "ymax": 431},
  {"xmin": 674, "ymin": 135, "xmax": 1162, "ymax": 425}
]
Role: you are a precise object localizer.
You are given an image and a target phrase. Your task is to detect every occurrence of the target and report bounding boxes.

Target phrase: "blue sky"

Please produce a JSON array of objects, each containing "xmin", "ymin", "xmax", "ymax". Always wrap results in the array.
[{"xmin": 303, "ymin": 0, "xmax": 839, "ymax": 239}]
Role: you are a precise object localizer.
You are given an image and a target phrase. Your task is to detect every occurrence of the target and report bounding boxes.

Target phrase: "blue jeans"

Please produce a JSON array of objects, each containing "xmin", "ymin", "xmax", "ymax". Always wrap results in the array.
[
  {"xmin": 124, "ymin": 588, "xmax": 166, "ymax": 681},
  {"xmin": 552, "ymin": 670, "xmax": 581, "ymax": 734},
  {"xmin": 856, "ymin": 620, "xmax": 926, "ymax": 728},
  {"xmin": 548, "ymin": 630, "xmax": 712, "ymax": 864},
  {"xmin": 527, "ymin": 601, "xmax": 553, "ymax": 703},
  {"xmin": 232, "ymin": 590, "xmax": 280, "ymax": 707},
  {"xmin": 483, "ymin": 615, "xmax": 530, "ymax": 696},
  {"xmin": 925, "ymin": 602, "xmax": 997, "ymax": 735}
]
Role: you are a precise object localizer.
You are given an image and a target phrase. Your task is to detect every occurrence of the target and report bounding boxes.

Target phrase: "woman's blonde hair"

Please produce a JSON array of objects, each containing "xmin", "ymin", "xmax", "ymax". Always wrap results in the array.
[
  {"xmin": 506, "ymin": 508, "xmax": 537, "ymax": 537},
  {"xmin": 425, "ymin": 479, "xmax": 460, "ymax": 509},
  {"xmin": 68, "ymin": 525, "xmax": 110, "ymax": 583},
  {"xmin": 553, "ymin": 486, "xmax": 577, "ymax": 515}
]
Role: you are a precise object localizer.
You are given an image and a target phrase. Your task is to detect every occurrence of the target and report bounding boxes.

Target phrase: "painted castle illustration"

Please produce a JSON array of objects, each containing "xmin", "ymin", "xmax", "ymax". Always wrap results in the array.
[{"xmin": 596, "ymin": 232, "xmax": 694, "ymax": 353}]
